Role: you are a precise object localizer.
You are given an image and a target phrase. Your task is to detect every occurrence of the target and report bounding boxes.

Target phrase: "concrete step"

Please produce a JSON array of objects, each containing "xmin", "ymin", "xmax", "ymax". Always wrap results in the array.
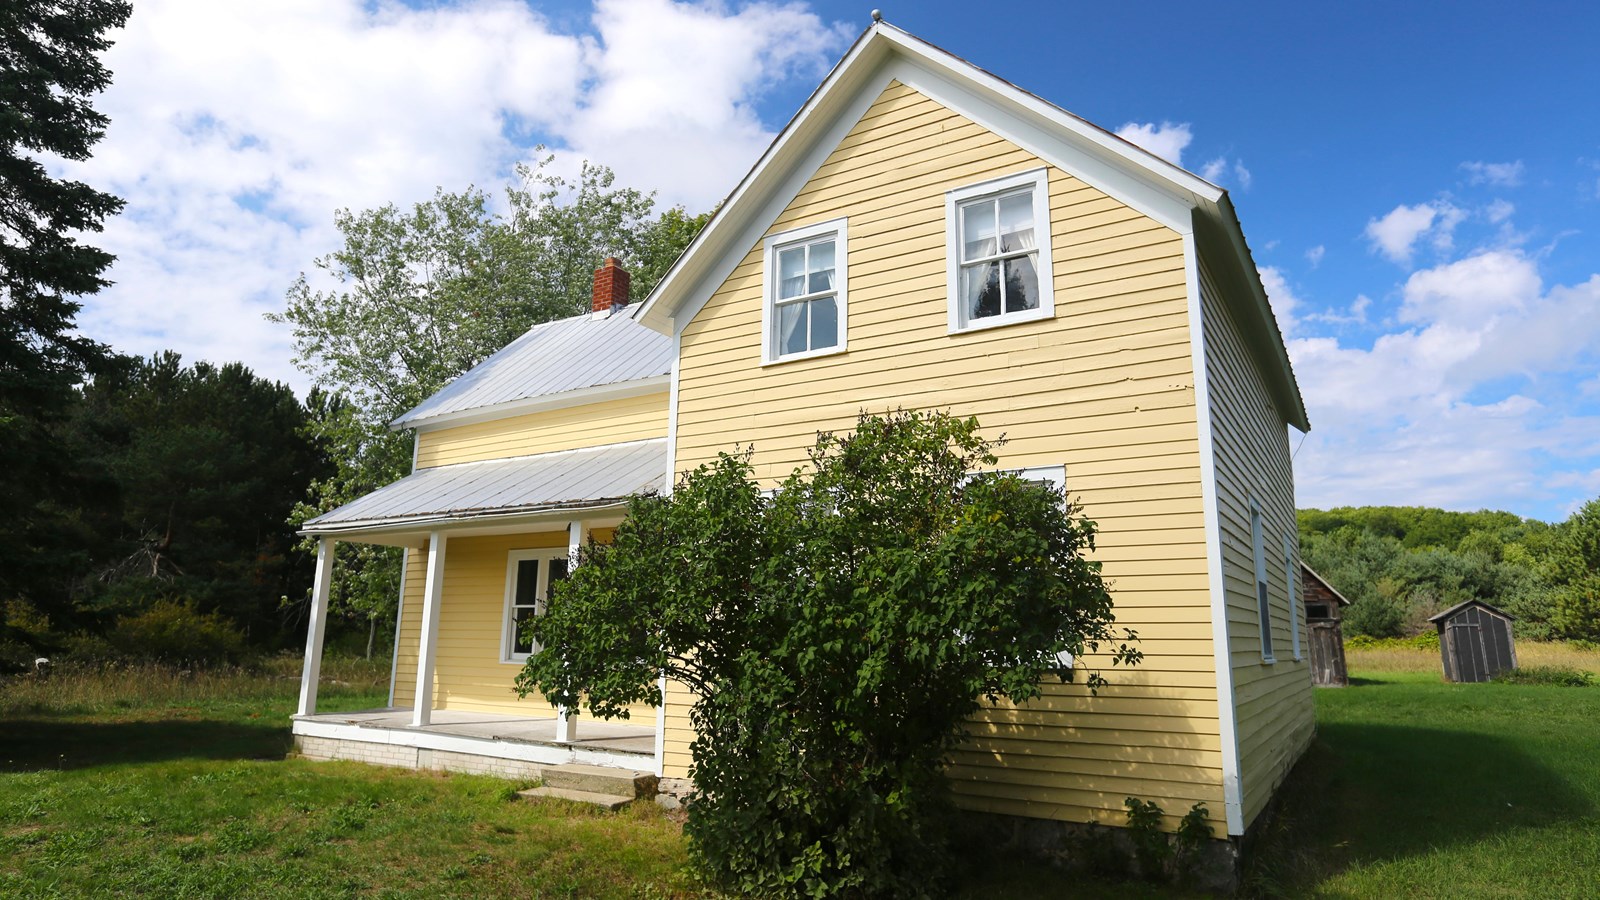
[
  {"xmin": 539, "ymin": 763, "xmax": 657, "ymax": 798},
  {"xmin": 517, "ymin": 785, "xmax": 635, "ymax": 810}
]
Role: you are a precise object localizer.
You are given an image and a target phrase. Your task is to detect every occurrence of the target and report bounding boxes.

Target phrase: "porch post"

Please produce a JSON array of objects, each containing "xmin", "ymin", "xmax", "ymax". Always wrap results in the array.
[
  {"xmin": 412, "ymin": 531, "xmax": 448, "ymax": 727},
  {"xmin": 554, "ymin": 519, "xmax": 587, "ymax": 743},
  {"xmin": 296, "ymin": 537, "xmax": 336, "ymax": 717}
]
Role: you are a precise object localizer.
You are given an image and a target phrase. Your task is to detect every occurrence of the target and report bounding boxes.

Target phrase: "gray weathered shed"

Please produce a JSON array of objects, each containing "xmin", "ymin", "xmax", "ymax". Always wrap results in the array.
[
  {"xmin": 1299, "ymin": 564, "xmax": 1351, "ymax": 687},
  {"xmin": 1428, "ymin": 600, "xmax": 1517, "ymax": 683}
]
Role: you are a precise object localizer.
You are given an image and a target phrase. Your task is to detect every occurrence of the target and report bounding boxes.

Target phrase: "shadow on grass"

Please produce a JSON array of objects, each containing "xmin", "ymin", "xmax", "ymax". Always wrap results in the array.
[
  {"xmin": 1246, "ymin": 721, "xmax": 1593, "ymax": 894},
  {"xmin": 0, "ymin": 718, "xmax": 291, "ymax": 773}
]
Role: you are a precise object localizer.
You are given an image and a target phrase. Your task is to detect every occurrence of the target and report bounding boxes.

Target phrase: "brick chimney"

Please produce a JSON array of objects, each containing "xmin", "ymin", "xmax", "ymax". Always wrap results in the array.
[{"xmin": 592, "ymin": 257, "xmax": 631, "ymax": 315}]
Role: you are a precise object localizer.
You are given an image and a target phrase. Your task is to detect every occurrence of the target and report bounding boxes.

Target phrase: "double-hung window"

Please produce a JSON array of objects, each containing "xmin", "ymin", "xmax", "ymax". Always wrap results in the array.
[
  {"xmin": 502, "ymin": 549, "xmax": 570, "ymax": 663},
  {"xmin": 763, "ymin": 218, "xmax": 847, "ymax": 363},
  {"xmin": 1251, "ymin": 500, "xmax": 1274, "ymax": 662},
  {"xmin": 1284, "ymin": 533, "xmax": 1301, "ymax": 660},
  {"xmin": 946, "ymin": 168, "xmax": 1054, "ymax": 332}
]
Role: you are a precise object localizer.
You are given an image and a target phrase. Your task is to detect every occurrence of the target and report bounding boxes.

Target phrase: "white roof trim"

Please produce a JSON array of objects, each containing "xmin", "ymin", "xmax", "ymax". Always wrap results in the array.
[
  {"xmin": 401, "ymin": 375, "xmax": 669, "ymax": 433},
  {"xmin": 630, "ymin": 19, "xmax": 1307, "ymax": 429}
]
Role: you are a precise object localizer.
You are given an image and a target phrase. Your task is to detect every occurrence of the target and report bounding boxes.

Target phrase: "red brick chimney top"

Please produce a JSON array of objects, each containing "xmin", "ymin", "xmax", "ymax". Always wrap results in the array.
[{"xmin": 592, "ymin": 257, "xmax": 631, "ymax": 314}]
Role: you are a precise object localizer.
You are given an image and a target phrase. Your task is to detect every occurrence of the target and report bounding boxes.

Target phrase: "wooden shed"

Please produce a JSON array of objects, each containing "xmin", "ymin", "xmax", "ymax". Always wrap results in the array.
[
  {"xmin": 1429, "ymin": 600, "xmax": 1517, "ymax": 683},
  {"xmin": 1299, "ymin": 564, "xmax": 1351, "ymax": 687}
]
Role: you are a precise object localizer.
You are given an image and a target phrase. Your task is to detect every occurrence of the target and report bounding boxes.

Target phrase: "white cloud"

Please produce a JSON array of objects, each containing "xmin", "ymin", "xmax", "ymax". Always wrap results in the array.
[
  {"xmin": 1289, "ymin": 251, "xmax": 1600, "ymax": 514},
  {"xmin": 1114, "ymin": 121, "xmax": 1192, "ymax": 166},
  {"xmin": 56, "ymin": 0, "xmax": 849, "ymax": 388},
  {"xmin": 1198, "ymin": 155, "xmax": 1250, "ymax": 189},
  {"xmin": 1364, "ymin": 200, "xmax": 1465, "ymax": 266},
  {"xmin": 1257, "ymin": 266, "xmax": 1303, "ymax": 337},
  {"xmin": 1305, "ymin": 245, "xmax": 1325, "ymax": 268},
  {"xmin": 1486, "ymin": 199, "xmax": 1515, "ymax": 223},
  {"xmin": 1233, "ymin": 160, "xmax": 1252, "ymax": 190},
  {"xmin": 1461, "ymin": 160, "xmax": 1525, "ymax": 187}
]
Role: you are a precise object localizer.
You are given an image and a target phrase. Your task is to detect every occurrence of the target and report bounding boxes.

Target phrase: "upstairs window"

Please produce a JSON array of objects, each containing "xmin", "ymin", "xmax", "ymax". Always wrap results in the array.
[
  {"xmin": 763, "ymin": 218, "xmax": 848, "ymax": 363},
  {"xmin": 946, "ymin": 168, "xmax": 1055, "ymax": 332}
]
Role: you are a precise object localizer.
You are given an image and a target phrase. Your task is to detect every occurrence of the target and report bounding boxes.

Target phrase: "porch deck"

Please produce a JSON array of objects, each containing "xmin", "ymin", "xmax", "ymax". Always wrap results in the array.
[{"xmin": 292, "ymin": 707, "xmax": 658, "ymax": 778}]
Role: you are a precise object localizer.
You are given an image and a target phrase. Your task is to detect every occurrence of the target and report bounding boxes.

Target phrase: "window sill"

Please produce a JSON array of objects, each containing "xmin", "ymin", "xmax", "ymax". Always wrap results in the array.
[
  {"xmin": 1260, "ymin": 657, "xmax": 1278, "ymax": 666},
  {"xmin": 762, "ymin": 344, "xmax": 847, "ymax": 366},
  {"xmin": 949, "ymin": 305, "xmax": 1052, "ymax": 335}
]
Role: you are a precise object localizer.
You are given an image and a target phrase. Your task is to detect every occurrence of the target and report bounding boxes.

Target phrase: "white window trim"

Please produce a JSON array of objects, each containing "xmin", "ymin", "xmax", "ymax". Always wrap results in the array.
[
  {"xmin": 500, "ymin": 547, "xmax": 570, "ymax": 665},
  {"xmin": 1251, "ymin": 498, "xmax": 1275, "ymax": 664},
  {"xmin": 945, "ymin": 167, "xmax": 1056, "ymax": 334},
  {"xmin": 761, "ymin": 217, "xmax": 848, "ymax": 365},
  {"xmin": 1284, "ymin": 532, "xmax": 1302, "ymax": 661}
]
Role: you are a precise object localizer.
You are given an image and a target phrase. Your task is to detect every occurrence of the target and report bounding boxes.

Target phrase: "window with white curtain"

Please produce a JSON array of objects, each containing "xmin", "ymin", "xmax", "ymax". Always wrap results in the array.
[
  {"xmin": 762, "ymin": 218, "xmax": 847, "ymax": 363},
  {"xmin": 945, "ymin": 168, "xmax": 1055, "ymax": 332}
]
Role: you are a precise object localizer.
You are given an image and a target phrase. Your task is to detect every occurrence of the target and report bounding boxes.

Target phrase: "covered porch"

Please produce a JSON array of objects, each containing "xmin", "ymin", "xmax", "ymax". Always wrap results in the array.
[{"xmin": 290, "ymin": 440, "xmax": 668, "ymax": 779}]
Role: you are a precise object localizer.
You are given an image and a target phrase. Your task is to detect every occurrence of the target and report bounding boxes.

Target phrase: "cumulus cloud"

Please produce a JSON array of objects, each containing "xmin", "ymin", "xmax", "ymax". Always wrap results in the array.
[
  {"xmin": 1288, "ymin": 249, "xmax": 1600, "ymax": 514},
  {"xmin": 1114, "ymin": 121, "xmax": 1192, "ymax": 166},
  {"xmin": 1257, "ymin": 266, "xmax": 1303, "ymax": 337},
  {"xmin": 1461, "ymin": 160, "xmax": 1525, "ymax": 187},
  {"xmin": 1364, "ymin": 200, "xmax": 1466, "ymax": 266},
  {"xmin": 54, "ymin": 0, "xmax": 850, "ymax": 388},
  {"xmin": 1200, "ymin": 156, "xmax": 1252, "ymax": 189},
  {"xmin": 1305, "ymin": 245, "xmax": 1325, "ymax": 268}
]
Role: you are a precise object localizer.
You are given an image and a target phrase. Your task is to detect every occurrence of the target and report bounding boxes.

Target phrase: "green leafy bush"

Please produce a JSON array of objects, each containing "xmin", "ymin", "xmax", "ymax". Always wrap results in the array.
[
  {"xmin": 109, "ymin": 599, "xmax": 244, "ymax": 665},
  {"xmin": 518, "ymin": 411, "xmax": 1138, "ymax": 897}
]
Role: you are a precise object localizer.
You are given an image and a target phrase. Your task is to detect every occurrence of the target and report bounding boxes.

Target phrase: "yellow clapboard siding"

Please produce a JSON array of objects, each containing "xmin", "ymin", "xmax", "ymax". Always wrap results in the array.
[
  {"xmin": 414, "ymin": 391, "xmax": 667, "ymax": 467},
  {"xmin": 653, "ymin": 81, "xmax": 1224, "ymax": 831},
  {"xmin": 1196, "ymin": 258, "xmax": 1313, "ymax": 831}
]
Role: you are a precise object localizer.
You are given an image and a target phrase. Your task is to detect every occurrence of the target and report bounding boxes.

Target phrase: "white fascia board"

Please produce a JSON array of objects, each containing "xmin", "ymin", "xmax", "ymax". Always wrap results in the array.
[
  {"xmin": 399, "ymin": 376, "xmax": 670, "ymax": 434},
  {"xmin": 1184, "ymin": 227, "xmax": 1245, "ymax": 836},
  {"xmin": 875, "ymin": 24, "xmax": 1221, "ymax": 206},
  {"xmin": 887, "ymin": 54, "xmax": 1199, "ymax": 234},
  {"xmin": 634, "ymin": 25, "xmax": 888, "ymax": 336},
  {"xmin": 299, "ymin": 501, "xmax": 633, "ymax": 545}
]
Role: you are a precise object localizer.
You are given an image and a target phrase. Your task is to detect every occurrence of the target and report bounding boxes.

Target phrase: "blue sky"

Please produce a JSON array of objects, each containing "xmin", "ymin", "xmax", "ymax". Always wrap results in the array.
[{"xmin": 60, "ymin": 1, "xmax": 1600, "ymax": 521}]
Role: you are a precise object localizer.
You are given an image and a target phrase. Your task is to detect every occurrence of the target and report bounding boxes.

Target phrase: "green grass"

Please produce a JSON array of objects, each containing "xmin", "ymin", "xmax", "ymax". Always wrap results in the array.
[
  {"xmin": 0, "ymin": 657, "xmax": 696, "ymax": 899},
  {"xmin": 1247, "ymin": 670, "xmax": 1600, "ymax": 898},
  {"xmin": 5, "ymin": 656, "xmax": 1598, "ymax": 897}
]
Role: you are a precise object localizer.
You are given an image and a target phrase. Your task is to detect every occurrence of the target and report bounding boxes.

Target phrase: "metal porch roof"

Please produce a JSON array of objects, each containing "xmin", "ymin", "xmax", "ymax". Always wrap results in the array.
[
  {"xmin": 392, "ymin": 310, "xmax": 672, "ymax": 429},
  {"xmin": 302, "ymin": 439, "xmax": 667, "ymax": 535}
]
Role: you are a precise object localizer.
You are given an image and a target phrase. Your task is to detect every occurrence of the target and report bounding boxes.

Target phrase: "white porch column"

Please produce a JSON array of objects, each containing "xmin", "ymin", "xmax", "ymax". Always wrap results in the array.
[
  {"xmin": 554, "ymin": 519, "xmax": 587, "ymax": 743},
  {"xmin": 412, "ymin": 531, "xmax": 448, "ymax": 727},
  {"xmin": 296, "ymin": 538, "xmax": 336, "ymax": 717}
]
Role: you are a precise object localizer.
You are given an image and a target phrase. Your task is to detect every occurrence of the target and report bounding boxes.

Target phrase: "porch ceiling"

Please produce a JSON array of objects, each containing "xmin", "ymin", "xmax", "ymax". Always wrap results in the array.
[{"xmin": 301, "ymin": 439, "xmax": 666, "ymax": 543}]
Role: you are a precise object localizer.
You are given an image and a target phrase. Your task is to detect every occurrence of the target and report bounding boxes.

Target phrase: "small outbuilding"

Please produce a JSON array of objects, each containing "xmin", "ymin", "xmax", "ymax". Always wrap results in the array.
[
  {"xmin": 1299, "ymin": 564, "xmax": 1351, "ymax": 687},
  {"xmin": 1428, "ymin": 600, "xmax": 1517, "ymax": 683}
]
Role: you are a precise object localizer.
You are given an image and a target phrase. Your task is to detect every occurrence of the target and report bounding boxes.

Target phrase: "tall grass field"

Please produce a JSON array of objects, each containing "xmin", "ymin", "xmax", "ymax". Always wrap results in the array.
[{"xmin": 3, "ymin": 645, "xmax": 1597, "ymax": 897}]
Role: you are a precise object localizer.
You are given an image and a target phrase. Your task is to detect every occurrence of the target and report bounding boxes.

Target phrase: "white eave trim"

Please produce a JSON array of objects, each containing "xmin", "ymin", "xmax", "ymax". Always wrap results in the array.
[
  {"xmin": 298, "ymin": 500, "xmax": 632, "ymax": 542},
  {"xmin": 393, "ymin": 375, "xmax": 670, "ymax": 433}
]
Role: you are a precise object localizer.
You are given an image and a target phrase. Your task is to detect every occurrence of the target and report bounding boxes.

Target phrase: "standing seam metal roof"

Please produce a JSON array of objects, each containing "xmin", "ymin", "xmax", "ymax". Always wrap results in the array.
[
  {"xmin": 392, "ymin": 308, "xmax": 672, "ymax": 428},
  {"xmin": 302, "ymin": 440, "xmax": 667, "ymax": 533}
]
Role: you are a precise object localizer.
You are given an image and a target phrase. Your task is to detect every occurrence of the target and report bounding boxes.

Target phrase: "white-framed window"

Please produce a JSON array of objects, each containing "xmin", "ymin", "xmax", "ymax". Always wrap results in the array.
[
  {"xmin": 762, "ymin": 217, "xmax": 847, "ymax": 364},
  {"xmin": 501, "ymin": 548, "xmax": 571, "ymax": 663},
  {"xmin": 1284, "ymin": 533, "xmax": 1301, "ymax": 660},
  {"xmin": 945, "ymin": 167, "xmax": 1055, "ymax": 333},
  {"xmin": 1251, "ymin": 500, "xmax": 1274, "ymax": 663}
]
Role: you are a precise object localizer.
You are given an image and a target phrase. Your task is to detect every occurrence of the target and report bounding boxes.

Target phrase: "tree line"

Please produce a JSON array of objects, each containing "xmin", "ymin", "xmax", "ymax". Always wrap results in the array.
[
  {"xmin": 1, "ymin": 1, "xmax": 706, "ymax": 669},
  {"xmin": 1299, "ymin": 502, "xmax": 1600, "ymax": 642}
]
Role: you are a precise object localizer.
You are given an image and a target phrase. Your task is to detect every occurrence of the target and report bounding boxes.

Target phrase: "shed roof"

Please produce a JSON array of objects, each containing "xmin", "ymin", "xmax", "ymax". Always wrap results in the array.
[
  {"xmin": 301, "ymin": 439, "xmax": 667, "ymax": 536},
  {"xmin": 391, "ymin": 309, "xmax": 672, "ymax": 430},
  {"xmin": 1428, "ymin": 599, "xmax": 1516, "ymax": 623},
  {"xmin": 1300, "ymin": 563, "xmax": 1353, "ymax": 607}
]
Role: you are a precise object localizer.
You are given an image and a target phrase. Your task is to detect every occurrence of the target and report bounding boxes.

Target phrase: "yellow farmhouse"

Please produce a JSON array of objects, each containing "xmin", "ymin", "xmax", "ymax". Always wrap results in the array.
[{"xmin": 292, "ymin": 19, "xmax": 1312, "ymax": 865}]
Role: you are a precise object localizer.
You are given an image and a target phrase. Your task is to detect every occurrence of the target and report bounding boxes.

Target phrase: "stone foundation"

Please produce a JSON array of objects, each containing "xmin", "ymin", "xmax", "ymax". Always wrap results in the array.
[{"xmin": 956, "ymin": 811, "xmax": 1242, "ymax": 894}]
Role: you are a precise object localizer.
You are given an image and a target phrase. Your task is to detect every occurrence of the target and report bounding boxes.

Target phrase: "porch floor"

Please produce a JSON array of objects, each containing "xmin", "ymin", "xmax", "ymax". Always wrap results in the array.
[{"xmin": 297, "ymin": 707, "xmax": 656, "ymax": 755}]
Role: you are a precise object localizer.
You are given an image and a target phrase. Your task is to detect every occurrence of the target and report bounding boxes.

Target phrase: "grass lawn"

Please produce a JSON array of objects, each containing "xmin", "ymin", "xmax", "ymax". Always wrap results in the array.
[{"xmin": 3, "ymin": 648, "xmax": 1598, "ymax": 898}]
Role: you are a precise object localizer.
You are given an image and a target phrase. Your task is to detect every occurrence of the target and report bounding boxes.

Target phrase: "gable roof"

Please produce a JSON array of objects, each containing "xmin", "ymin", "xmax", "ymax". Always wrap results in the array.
[
  {"xmin": 1428, "ymin": 599, "xmax": 1516, "ymax": 623},
  {"xmin": 392, "ymin": 308, "xmax": 672, "ymax": 431},
  {"xmin": 1300, "ymin": 562, "xmax": 1353, "ymax": 607},
  {"xmin": 632, "ymin": 20, "xmax": 1308, "ymax": 432}
]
